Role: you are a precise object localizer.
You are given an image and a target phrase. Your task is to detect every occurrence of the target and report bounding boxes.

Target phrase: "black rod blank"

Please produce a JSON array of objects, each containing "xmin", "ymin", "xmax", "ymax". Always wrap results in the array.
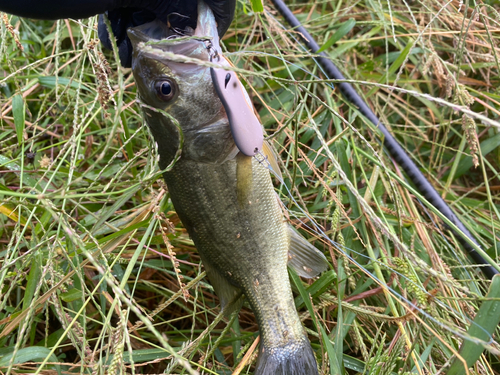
[{"xmin": 270, "ymin": 0, "xmax": 498, "ymax": 279}]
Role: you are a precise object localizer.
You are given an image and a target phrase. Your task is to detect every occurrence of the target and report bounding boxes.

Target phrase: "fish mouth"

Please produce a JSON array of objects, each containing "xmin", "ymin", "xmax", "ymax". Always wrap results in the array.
[
  {"xmin": 193, "ymin": 0, "xmax": 220, "ymax": 48},
  {"xmin": 127, "ymin": 0, "xmax": 220, "ymax": 55},
  {"xmin": 128, "ymin": 0, "xmax": 243, "ymax": 163}
]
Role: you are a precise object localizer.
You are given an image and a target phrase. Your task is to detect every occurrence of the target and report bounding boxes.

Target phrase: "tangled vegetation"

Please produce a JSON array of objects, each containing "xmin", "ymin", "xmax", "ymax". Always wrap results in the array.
[{"xmin": 0, "ymin": 0, "xmax": 499, "ymax": 374}]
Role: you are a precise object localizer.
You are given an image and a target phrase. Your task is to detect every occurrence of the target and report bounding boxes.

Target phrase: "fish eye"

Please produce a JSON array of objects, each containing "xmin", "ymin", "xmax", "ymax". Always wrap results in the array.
[{"xmin": 154, "ymin": 79, "xmax": 177, "ymax": 101}]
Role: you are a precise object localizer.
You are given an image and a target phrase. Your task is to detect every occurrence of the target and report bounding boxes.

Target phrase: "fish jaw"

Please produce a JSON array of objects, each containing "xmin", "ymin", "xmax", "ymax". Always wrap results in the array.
[
  {"xmin": 128, "ymin": 28, "xmax": 237, "ymax": 165},
  {"xmin": 128, "ymin": 1, "xmax": 320, "ymax": 373},
  {"xmin": 194, "ymin": 0, "xmax": 220, "ymax": 51}
]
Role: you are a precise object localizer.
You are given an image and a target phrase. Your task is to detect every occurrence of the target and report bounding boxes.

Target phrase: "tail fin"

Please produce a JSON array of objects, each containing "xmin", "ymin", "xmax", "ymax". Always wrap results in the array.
[{"xmin": 254, "ymin": 338, "xmax": 318, "ymax": 375}]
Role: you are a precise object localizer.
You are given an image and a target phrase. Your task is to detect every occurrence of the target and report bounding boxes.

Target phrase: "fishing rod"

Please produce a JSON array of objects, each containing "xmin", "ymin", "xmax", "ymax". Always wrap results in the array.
[{"xmin": 270, "ymin": 0, "xmax": 498, "ymax": 280}]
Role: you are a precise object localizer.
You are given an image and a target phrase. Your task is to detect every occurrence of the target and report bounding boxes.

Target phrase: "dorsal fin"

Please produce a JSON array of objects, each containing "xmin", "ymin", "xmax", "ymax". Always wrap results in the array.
[{"xmin": 287, "ymin": 226, "xmax": 329, "ymax": 278}]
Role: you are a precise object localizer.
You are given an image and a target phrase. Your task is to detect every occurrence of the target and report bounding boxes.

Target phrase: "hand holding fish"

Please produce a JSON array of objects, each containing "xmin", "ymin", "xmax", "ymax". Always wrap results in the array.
[{"xmin": 0, "ymin": 0, "xmax": 235, "ymax": 67}]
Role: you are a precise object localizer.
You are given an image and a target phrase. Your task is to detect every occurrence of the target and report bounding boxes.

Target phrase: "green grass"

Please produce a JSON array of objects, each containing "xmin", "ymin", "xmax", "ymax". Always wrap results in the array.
[{"xmin": 1, "ymin": 0, "xmax": 500, "ymax": 374}]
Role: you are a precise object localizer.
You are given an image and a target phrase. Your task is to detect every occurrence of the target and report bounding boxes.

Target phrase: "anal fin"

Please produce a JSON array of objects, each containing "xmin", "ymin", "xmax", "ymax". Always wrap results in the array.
[
  {"xmin": 202, "ymin": 257, "xmax": 243, "ymax": 315},
  {"xmin": 287, "ymin": 226, "xmax": 329, "ymax": 278}
]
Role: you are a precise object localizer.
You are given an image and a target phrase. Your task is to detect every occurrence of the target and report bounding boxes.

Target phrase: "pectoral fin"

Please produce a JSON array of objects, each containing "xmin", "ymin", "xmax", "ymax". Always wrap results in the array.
[
  {"xmin": 236, "ymin": 153, "xmax": 253, "ymax": 207},
  {"xmin": 262, "ymin": 140, "xmax": 282, "ymax": 180},
  {"xmin": 287, "ymin": 226, "xmax": 329, "ymax": 278},
  {"xmin": 202, "ymin": 257, "xmax": 243, "ymax": 315}
]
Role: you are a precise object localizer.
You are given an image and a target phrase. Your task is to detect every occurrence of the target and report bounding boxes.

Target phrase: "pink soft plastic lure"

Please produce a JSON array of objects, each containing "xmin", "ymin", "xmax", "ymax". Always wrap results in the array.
[{"xmin": 210, "ymin": 59, "xmax": 263, "ymax": 156}]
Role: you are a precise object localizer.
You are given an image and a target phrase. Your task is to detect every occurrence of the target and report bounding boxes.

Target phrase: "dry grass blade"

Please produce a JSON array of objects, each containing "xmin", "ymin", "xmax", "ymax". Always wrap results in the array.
[{"xmin": 0, "ymin": 0, "xmax": 499, "ymax": 374}]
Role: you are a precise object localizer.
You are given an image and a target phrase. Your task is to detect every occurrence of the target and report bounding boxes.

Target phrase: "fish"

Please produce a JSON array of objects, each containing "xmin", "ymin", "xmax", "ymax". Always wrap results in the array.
[{"xmin": 127, "ymin": 2, "xmax": 329, "ymax": 374}]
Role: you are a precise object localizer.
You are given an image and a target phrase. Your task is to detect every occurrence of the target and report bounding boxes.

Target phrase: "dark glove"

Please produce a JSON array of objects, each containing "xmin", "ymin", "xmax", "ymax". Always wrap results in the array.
[
  {"xmin": 0, "ymin": 0, "xmax": 119, "ymax": 19},
  {"xmin": 98, "ymin": 0, "xmax": 235, "ymax": 67},
  {"xmin": 0, "ymin": 0, "xmax": 235, "ymax": 68}
]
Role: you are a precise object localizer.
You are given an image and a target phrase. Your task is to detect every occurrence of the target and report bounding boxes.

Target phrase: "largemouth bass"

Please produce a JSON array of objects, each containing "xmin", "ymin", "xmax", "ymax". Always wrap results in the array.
[{"xmin": 128, "ymin": 2, "xmax": 329, "ymax": 374}]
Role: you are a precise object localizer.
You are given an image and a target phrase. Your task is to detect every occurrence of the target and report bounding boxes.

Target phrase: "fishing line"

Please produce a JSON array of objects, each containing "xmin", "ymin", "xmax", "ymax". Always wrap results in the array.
[
  {"xmin": 414, "ymin": 193, "xmax": 479, "ymax": 285},
  {"xmin": 226, "ymin": 50, "xmax": 335, "ymax": 91},
  {"xmin": 268, "ymin": 0, "xmax": 498, "ymax": 279},
  {"xmin": 254, "ymin": 152, "xmax": 497, "ymax": 346},
  {"xmin": 232, "ymin": 50, "xmax": 472, "ymax": 271}
]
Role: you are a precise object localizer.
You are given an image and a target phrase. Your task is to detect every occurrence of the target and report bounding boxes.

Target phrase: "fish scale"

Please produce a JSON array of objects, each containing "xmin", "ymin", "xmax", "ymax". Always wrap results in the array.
[
  {"xmin": 128, "ymin": 1, "xmax": 329, "ymax": 373},
  {"xmin": 163, "ymin": 157, "xmax": 305, "ymax": 351}
]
